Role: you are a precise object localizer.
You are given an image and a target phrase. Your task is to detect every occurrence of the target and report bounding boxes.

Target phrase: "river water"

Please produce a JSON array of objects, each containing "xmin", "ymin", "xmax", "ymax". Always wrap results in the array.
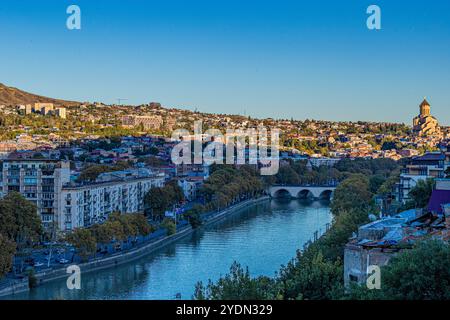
[{"xmin": 7, "ymin": 199, "xmax": 332, "ymax": 300}]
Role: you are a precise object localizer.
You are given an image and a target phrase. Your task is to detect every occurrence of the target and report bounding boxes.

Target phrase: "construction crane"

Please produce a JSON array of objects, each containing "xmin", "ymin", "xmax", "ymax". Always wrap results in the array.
[{"xmin": 117, "ymin": 98, "xmax": 128, "ymax": 105}]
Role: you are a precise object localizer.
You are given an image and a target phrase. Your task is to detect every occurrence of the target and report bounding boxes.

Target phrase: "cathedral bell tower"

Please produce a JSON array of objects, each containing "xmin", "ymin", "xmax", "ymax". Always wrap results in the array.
[{"xmin": 419, "ymin": 98, "xmax": 431, "ymax": 116}]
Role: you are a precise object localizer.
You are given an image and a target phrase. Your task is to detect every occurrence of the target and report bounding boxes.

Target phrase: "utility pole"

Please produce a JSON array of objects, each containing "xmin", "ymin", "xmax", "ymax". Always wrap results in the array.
[{"xmin": 117, "ymin": 98, "xmax": 128, "ymax": 105}]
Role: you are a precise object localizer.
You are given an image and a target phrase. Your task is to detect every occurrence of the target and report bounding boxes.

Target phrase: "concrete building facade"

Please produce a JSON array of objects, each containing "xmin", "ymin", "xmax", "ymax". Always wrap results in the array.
[{"xmin": 0, "ymin": 160, "xmax": 165, "ymax": 232}]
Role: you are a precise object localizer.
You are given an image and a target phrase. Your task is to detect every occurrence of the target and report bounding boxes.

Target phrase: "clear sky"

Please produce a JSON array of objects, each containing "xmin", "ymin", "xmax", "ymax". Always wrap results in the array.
[{"xmin": 1, "ymin": 0, "xmax": 450, "ymax": 125}]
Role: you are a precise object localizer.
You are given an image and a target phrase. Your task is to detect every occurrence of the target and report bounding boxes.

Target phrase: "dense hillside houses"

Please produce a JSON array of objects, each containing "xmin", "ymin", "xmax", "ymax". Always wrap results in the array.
[{"xmin": 0, "ymin": 92, "xmax": 449, "ymax": 161}]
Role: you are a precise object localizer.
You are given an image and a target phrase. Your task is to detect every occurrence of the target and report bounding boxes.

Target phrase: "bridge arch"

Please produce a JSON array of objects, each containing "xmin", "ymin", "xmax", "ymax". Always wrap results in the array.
[
  {"xmin": 297, "ymin": 189, "xmax": 314, "ymax": 199},
  {"xmin": 318, "ymin": 189, "xmax": 334, "ymax": 200},
  {"xmin": 269, "ymin": 185, "xmax": 337, "ymax": 199},
  {"xmin": 273, "ymin": 189, "xmax": 293, "ymax": 198}
]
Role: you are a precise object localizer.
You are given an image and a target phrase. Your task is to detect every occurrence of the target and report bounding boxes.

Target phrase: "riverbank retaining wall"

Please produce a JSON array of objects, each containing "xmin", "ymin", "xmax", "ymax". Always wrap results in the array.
[{"xmin": 0, "ymin": 196, "xmax": 270, "ymax": 298}]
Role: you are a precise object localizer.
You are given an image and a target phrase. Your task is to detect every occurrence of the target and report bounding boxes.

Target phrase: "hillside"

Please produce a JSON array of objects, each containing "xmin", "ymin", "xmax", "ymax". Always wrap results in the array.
[{"xmin": 0, "ymin": 83, "xmax": 79, "ymax": 106}]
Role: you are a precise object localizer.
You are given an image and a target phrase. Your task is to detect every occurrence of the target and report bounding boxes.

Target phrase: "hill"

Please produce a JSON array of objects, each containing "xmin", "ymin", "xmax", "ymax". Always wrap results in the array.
[{"xmin": 0, "ymin": 83, "xmax": 79, "ymax": 106}]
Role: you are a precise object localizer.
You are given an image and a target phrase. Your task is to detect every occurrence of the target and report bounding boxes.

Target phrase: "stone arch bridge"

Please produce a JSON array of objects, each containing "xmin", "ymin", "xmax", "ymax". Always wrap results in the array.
[{"xmin": 269, "ymin": 185, "xmax": 337, "ymax": 200}]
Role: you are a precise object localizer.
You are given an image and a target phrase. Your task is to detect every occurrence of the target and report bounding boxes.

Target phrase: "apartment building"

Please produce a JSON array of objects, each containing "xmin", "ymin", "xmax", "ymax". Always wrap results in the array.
[
  {"xmin": 0, "ymin": 159, "xmax": 71, "ymax": 229},
  {"xmin": 60, "ymin": 169, "xmax": 164, "ymax": 231},
  {"xmin": 396, "ymin": 152, "xmax": 447, "ymax": 203},
  {"xmin": 35, "ymin": 103, "xmax": 54, "ymax": 115},
  {"xmin": 122, "ymin": 115, "xmax": 163, "ymax": 130},
  {"xmin": 0, "ymin": 159, "xmax": 165, "ymax": 232},
  {"xmin": 55, "ymin": 107, "xmax": 67, "ymax": 119}
]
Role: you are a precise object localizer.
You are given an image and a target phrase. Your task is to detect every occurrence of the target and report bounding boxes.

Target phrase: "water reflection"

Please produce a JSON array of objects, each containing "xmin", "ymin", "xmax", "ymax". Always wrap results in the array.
[{"xmin": 6, "ymin": 199, "xmax": 332, "ymax": 300}]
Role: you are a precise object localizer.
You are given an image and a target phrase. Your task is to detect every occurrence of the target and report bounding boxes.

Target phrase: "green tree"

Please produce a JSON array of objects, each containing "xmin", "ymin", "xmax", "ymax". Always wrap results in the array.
[
  {"xmin": 369, "ymin": 175, "xmax": 386, "ymax": 194},
  {"xmin": 279, "ymin": 251, "xmax": 344, "ymax": 300},
  {"xmin": 406, "ymin": 179, "xmax": 434, "ymax": 209},
  {"xmin": 144, "ymin": 187, "xmax": 169, "ymax": 218},
  {"xmin": 194, "ymin": 262, "xmax": 281, "ymax": 300},
  {"xmin": 184, "ymin": 204, "xmax": 204, "ymax": 229},
  {"xmin": 276, "ymin": 166, "xmax": 301, "ymax": 185},
  {"xmin": 330, "ymin": 175, "xmax": 373, "ymax": 216},
  {"xmin": 0, "ymin": 192, "xmax": 42, "ymax": 247},
  {"xmin": 78, "ymin": 164, "xmax": 112, "ymax": 182},
  {"xmin": 381, "ymin": 240, "xmax": 450, "ymax": 300},
  {"xmin": 66, "ymin": 229, "xmax": 97, "ymax": 262},
  {"xmin": 0, "ymin": 233, "xmax": 16, "ymax": 279},
  {"xmin": 144, "ymin": 180, "xmax": 185, "ymax": 220},
  {"xmin": 161, "ymin": 218, "xmax": 176, "ymax": 236}
]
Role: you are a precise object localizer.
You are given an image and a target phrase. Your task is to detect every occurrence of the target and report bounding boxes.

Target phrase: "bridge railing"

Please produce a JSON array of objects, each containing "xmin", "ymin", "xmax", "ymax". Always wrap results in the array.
[{"xmin": 271, "ymin": 183, "xmax": 338, "ymax": 188}]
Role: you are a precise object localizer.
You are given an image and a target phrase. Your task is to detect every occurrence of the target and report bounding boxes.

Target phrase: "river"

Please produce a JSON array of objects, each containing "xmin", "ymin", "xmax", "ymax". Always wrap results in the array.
[{"xmin": 6, "ymin": 199, "xmax": 332, "ymax": 300}]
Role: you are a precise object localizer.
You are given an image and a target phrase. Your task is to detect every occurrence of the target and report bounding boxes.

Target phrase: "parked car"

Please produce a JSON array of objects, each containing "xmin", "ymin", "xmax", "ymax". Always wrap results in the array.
[{"xmin": 58, "ymin": 258, "xmax": 69, "ymax": 264}]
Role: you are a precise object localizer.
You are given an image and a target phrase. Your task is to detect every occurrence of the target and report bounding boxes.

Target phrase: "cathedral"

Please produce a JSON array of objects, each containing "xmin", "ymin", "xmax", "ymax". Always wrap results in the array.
[{"xmin": 413, "ymin": 99, "xmax": 441, "ymax": 136}]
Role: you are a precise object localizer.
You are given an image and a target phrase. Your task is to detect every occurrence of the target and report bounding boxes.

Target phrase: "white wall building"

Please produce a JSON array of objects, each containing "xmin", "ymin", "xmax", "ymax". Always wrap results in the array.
[
  {"xmin": 1, "ymin": 160, "xmax": 165, "ymax": 232},
  {"xmin": 59, "ymin": 169, "xmax": 165, "ymax": 231}
]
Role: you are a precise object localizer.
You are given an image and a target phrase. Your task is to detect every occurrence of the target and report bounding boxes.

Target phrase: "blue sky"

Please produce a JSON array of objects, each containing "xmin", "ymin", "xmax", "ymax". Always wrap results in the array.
[{"xmin": 1, "ymin": 0, "xmax": 450, "ymax": 124}]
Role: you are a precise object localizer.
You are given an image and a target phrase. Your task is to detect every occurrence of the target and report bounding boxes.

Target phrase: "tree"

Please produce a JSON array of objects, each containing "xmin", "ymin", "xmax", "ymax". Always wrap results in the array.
[
  {"xmin": 66, "ymin": 229, "xmax": 97, "ymax": 262},
  {"xmin": 194, "ymin": 262, "xmax": 281, "ymax": 300},
  {"xmin": 78, "ymin": 164, "xmax": 112, "ymax": 182},
  {"xmin": 380, "ymin": 241, "xmax": 450, "ymax": 300},
  {"xmin": 78, "ymin": 162, "xmax": 133, "ymax": 182},
  {"xmin": 330, "ymin": 175, "xmax": 373, "ymax": 216},
  {"xmin": 279, "ymin": 251, "xmax": 344, "ymax": 300},
  {"xmin": 144, "ymin": 187, "xmax": 169, "ymax": 218},
  {"xmin": 0, "ymin": 192, "xmax": 42, "ymax": 247},
  {"xmin": 132, "ymin": 213, "xmax": 154, "ymax": 236},
  {"xmin": 276, "ymin": 166, "xmax": 301, "ymax": 185},
  {"xmin": 144, "ymin": 180, "xmax": 185, "ymax": 220},
  {"xmin": 161, "ymin": 218, "xmax": 176, "ymax": 236},
  {"xmin": 406, "ymin": 179, "xmax": 434, "ymax": 209},
  {"xmin": 184, "ymin": 204, "xmax": 204, "ymax": 229},
  {"xmin": 369, "ymin": 174, "xmax": 386, "ymax": 194},
  {"xmin": 0, "ymin": 233, "xmax": 16, "ymax": 279}
]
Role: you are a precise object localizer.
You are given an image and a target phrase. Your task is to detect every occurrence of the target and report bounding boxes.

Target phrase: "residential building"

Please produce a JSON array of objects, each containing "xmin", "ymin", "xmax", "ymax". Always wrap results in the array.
[
  {"xmin": 35, "ymin": 103, "xmax": 54, "ymax": 115},
  {"xmin": 55, "ymin": 107, "xmax": 67, "ymax": 119},
  {"xmin": 428, "ymin": 179, "xmax": 450, "ymax": 214},
  {"xmin": 177, "ymin": 177, "xmax": 203, "ymax": 201},
  {"xmin": 396, "ymin": 152, "xmax": 446, "ymax": 203},
  {"xmin": 0, "ymin": 159, "xmax": 165, "ymax": 232},
  {"xmin": 308, "ymin": 157, "xmax": 341, "ymax": 168},
  {"xmin": 122, "ymin": 115, "xmax": 163, "ymax": 130},
  {"xmin": 59, "ymin": 168, "xmax": 165, "ymax": 231},
  {"xmin": 0, "ymin": 159, "xmax": 71, "ymax": 229}
]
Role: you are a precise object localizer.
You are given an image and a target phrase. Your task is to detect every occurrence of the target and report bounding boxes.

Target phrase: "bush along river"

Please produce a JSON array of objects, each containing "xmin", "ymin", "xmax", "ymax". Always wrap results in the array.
[{"xmin": 6, "ymin": 198, "xmax": 332, "ymax": 300}]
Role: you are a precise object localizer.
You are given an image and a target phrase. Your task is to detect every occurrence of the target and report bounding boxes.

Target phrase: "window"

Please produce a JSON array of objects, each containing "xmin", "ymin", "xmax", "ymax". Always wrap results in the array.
[
  {"xmin": 24, "ymin": 178, "xmax": 37, "ymax": 185},
  {"xmin": 349, "ymin": 275, "xmax": 359, "ymax": 283}
]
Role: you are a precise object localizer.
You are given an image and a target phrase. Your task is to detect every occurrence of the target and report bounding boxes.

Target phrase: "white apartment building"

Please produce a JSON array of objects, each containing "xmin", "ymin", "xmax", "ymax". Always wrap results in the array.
[
  {"xmin": 0, "ymin": 159, "xmax": 165, "ymax": 232},
  {"xmin": 60, "ymin": 169, "xmax": 164, "ymax": 231}
]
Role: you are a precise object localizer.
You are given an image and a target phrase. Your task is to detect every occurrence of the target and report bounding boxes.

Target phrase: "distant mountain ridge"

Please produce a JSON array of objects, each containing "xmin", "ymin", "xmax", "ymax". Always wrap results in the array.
[{"xmin": 0, "ymin": 83, "xmax": 80, "ymax": 106}]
